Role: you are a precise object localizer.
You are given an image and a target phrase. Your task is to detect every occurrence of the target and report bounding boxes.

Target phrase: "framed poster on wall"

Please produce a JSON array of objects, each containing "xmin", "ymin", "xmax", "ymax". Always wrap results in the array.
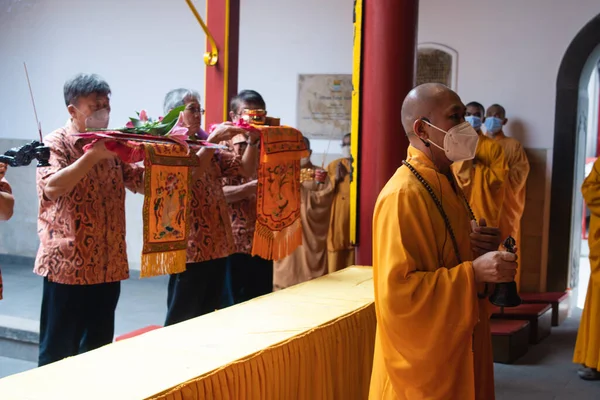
[{"xmin": 297, "ymin": 74, "xmax": 352, "ymax": 140}]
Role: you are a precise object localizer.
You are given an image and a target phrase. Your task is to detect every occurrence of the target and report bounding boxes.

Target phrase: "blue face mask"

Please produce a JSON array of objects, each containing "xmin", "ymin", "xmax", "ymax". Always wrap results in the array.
[
  {"xmin": 465, "ymin": 116, "xmax": 482, "ymax": 131},
  {"xmin": 484, "ymin": 117, "xmax": 503, "ymax": 134}
]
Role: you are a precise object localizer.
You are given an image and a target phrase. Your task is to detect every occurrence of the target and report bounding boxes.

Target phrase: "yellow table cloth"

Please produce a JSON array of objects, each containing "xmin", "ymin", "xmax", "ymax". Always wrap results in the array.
[{"xmin": 0, "ymin": 267, "xmax": 375, "ymax": 399}]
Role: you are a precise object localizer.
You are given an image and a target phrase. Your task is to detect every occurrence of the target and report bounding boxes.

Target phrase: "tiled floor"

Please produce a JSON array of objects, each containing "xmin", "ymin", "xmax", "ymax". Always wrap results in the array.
[
  {"xmin": 494, "ymin": 308, "xmax": 599, "ymax": 400},
  {"xmin": 1, "ymin": 263, "xmax": 599, "ymax": 399},
  {"xmin": 0, "ymin": 262, "xmax": 168, "ymax": 335}
]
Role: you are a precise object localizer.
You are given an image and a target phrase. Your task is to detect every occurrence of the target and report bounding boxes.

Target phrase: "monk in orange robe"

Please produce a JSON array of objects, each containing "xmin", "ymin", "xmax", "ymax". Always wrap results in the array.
[
  {"xmin": 484, "ymin": 104, "xmax": 530, "ymax": 290},
  {"xmin": 326, "ymin": 133, "xmax": 355, "ymax": 273},
  {"xmin": 453, "ymin": 101, "xmax": 508, "ymax": 229},
  {"xmin": 273, "ymin": 137, "xmax": 335, "ymax": 290},
  {"xmin": 573, "ymin": 157, "xmax": 600, "ymax": 380},
  {"xmin": 369, "ymin": 83, "xmax": 517, "ymax": 400}
]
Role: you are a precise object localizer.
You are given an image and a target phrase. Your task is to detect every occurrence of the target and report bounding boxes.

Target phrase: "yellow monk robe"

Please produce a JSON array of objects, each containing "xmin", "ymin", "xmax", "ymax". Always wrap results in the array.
[
  {"xmin": 369, "ymin": 146, "xmax": 495, "ymax": 400},
  {"xmin": 326, "ymin": 157, "xmax": 355, "ymax": 273},
  {"xmin": 492, "ymin": 132, "xmax": 530, "ymax": 290},
  {"xmin": 452, "ymin": 134, "xmax": 508, "ymax": 228},
  {"xmin": 573, "ymin": 158, "xmax": 600, "ymax": 371},
  {"xmin": 273, "ymin": 166, "xmax": 336, "ymax": 290}
]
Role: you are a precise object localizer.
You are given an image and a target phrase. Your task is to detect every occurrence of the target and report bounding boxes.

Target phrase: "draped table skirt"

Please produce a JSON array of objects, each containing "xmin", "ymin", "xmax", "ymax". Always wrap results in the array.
[{"xmin": 0, "ymin": 266, "xmax": 376, "ymax": 400}]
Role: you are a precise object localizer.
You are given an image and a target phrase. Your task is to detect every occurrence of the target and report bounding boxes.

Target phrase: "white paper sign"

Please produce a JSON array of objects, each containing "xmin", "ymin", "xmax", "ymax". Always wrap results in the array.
[{"xmin": 297, "ymin": 74, "xmax": 352, "ymax": 140}]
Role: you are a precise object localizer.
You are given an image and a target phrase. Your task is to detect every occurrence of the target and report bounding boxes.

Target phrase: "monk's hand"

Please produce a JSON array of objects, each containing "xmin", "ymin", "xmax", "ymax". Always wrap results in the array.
[
  {"xmin": 0, "ymin": 163, "xmax": 7, "ymax": 180},
  {"xmin": 472, "ymin": 251, "xmax": 518, "ymax": 284},
  {"xmin": 470, "ymin": 218, "xmax": 502, "ymax": 257},
  {"xmin": 207, "ymin": 122, "xmax": 246, "ymax": 144}
]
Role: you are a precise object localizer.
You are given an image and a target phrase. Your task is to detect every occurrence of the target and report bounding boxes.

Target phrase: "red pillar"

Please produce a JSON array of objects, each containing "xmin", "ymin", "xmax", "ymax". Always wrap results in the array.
[
  {"xmin": 204, "ymin": 0, "xmax": 240, "ymax": 126},
  {"xmin": 356, "ymin": 0, "xmax": 419, "ymax": 265}
]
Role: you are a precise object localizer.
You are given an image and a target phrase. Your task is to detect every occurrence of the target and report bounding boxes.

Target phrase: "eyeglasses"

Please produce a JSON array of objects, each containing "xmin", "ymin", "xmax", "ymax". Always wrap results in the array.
[{"xmin": 186, "ymin": 106, "xmax": 205, "ymax": 116}]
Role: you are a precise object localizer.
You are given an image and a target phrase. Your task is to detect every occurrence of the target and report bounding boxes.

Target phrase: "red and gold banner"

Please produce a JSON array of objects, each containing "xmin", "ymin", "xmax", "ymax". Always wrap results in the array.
[
  {"xmin": 141, "ymin": 143, "xmax": 198, "ymax": 277},
  {"xmin": 252, "ymin": 126, "xmax": 308, "ymax": 260}
]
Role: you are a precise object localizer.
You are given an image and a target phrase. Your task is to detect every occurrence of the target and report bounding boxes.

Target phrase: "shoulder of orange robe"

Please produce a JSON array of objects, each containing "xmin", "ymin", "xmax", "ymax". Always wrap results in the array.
[
  {"xmin": 76, "ymin": 108, "xmax": 225, "ymax": 278},
  {"xmin": 225, "ymin": 119, "xmax": 309, "ymax": 261}
]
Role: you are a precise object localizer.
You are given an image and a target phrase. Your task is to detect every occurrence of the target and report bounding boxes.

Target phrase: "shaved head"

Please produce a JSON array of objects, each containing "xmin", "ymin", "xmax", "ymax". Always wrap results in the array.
[
  {"xmin": 401, "ymin": 83, "xmax": 461, "ymax": 135},
  {"xmin": 486, "ymin": 104, "xmax": 506, "ymax": 119},
  {"xmin": 466, "ymin": 101, "xmax": 485, "ymax": 118},
  {"xmin": 400, "ymin": 83, "xmax": 466, "ymax": 174}
]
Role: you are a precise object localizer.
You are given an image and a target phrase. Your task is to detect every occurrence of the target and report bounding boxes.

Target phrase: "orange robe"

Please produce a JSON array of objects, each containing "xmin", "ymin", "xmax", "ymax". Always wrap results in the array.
[
  {"xmin": 273, "ymin": 168, "xmax": 335, "ymax": 290},
  {"xmin": 573, "ymin": 158, "xmax": 600, "ymax": 370},
  {"xmin": 452, "ymin": 134, "xmax": 508, "ymax": 228},
  {"xmin": 326, "ymin": 158, "xmax": 355, "ymax": 273},
  {"xmin": 492, "ymin": 132, "xmax": 529, "ymax": 290},
  {"xmin": 369, "ymin": 146, "xmax": 494, "ymax": 400}
]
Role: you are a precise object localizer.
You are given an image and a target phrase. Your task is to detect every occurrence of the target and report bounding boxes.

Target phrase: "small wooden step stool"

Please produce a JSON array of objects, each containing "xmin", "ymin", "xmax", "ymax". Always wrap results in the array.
[
  {"xmin": 491, "ymin": 303, "xmax": 552, "ymax": 344},
  {"xmin": 520, "ymin": 292, "xmax": 570, "ymax": 326},
  {"xmin": 490, "ymin": 319, "xmax": 530, "ymax": 364},
  {"xmin": 115, "ymin": 325, "xmax": 162, "ymax": 342}
]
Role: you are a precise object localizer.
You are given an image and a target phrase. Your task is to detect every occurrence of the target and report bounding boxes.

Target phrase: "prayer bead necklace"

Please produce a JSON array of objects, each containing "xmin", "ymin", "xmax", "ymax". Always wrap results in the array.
[{"xmin": 402, "ymin": 160, "xmax": 475, "ymax": 265}]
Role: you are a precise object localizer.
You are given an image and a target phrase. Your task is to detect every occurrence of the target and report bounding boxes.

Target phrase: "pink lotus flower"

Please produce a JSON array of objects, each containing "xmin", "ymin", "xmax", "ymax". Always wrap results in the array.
[
  {"xmin": 139, "ymin": 109, "xmax": 149, "ymax": 122},
  {"xmin": 167, "ymin": 111, "xmax": 190, "ymax": 153},
  {"xmin": 125, "ymin": 121, "xmax": 134, "ymax": 128}
]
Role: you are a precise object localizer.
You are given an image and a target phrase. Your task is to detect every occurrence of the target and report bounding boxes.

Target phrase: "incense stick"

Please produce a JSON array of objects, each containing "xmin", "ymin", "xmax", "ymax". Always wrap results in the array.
[
  {"xmin": 321, "ymin": 138, "xmax": 333, "ymax": 169},
  {"xmin": 23, "ymin": 62, "xmax": 43, "ymax": 142}
]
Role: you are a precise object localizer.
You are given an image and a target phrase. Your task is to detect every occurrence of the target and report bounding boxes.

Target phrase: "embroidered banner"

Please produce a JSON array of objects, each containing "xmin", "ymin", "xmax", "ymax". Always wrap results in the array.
[
  {"xmin": 252, "ymin": 126, "xmax": 309, "ymax": 260},
  {"xmin": 141, "ymin": 143, "xmax": 198, "ymax": 277}
]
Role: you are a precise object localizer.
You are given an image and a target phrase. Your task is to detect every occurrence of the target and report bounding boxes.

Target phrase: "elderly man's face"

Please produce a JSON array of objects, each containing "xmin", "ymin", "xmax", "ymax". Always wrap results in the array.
[
  {"xmin": 183, "ymin": 98, "xmax": 203, "ymax": 135},
  {"xmin": 68, "ymin": 93, "xmax": 111, "ymax": 133}
]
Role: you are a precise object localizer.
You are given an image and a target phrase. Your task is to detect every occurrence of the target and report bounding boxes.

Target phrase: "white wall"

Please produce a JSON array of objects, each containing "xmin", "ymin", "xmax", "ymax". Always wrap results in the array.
[
  {"xmin": 238, "ymin": 0, "xmax": 353, "ymax": 160},
  {"xmin": 419, "ymin": 0, "xmax": 600, "ymax": 149}
]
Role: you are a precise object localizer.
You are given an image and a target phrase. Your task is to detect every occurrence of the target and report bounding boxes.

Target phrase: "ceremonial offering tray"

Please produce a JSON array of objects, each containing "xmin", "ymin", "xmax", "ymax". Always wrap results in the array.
[{"xmin": 71, "ymin": 131, "xmax": 228, "ymax": 150}]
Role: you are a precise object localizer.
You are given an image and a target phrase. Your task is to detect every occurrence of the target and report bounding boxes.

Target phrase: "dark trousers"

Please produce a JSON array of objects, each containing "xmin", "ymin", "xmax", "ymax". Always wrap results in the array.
[
  {"xmin": 38, "ymin": 277, "xmax": 121, "ymax": 367},
  {"xmin": 221, "ymin": 253, "xmax": 273, "ymax": 307},
  {"xmin": 164, "ymin": 258, "xmax": 227, "ymax": 326}
]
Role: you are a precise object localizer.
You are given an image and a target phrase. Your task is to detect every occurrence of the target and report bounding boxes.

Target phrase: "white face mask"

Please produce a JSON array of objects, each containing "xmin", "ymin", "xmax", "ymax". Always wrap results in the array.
[
  {"xmin": 341, "ymin": 145, "xmax": 351, "ymax": 159},
  {"xmin": 85, "ymin": 108, "xmax": 110, "ymax": 130},
  {"xmin": 73, "ymin": 106, "xmax": 110, "ymax": 130},
  {"xmin": 422, "ymin": 120, "xmax": 479, "ymax": 162}
]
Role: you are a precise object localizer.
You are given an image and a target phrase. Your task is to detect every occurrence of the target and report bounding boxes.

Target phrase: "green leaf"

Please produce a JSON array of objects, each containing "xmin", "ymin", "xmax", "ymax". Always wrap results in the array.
[
  {"xmin": 129, "ymin": 117, "xmax": 144, "ymax": 128},
  {"xmin": 160, "ymin": 105, "xmax": 185, "ymax": 125}
]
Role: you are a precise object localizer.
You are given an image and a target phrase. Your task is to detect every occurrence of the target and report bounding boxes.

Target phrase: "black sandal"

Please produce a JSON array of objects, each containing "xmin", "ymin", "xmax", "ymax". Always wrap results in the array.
[{"xmin": 578, "ymin": 367, "xmax": 600, "ymax": 381}]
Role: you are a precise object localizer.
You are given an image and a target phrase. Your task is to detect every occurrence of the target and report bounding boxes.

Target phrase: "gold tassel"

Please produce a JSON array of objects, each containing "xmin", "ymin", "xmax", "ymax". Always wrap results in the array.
[
  {"xmin": 252, "ymin": 218, "xmax": 303, "ymax": 261},
  {"xmin": 140, "ymin": 249, "xmax": 187, "ymax": 278}
]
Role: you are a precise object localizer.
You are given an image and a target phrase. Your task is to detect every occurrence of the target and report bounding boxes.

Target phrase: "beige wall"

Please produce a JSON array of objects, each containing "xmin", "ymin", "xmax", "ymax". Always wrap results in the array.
[{"xmin": 520, "ymin": 149, "xmax": 551, "ymax": 292}]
